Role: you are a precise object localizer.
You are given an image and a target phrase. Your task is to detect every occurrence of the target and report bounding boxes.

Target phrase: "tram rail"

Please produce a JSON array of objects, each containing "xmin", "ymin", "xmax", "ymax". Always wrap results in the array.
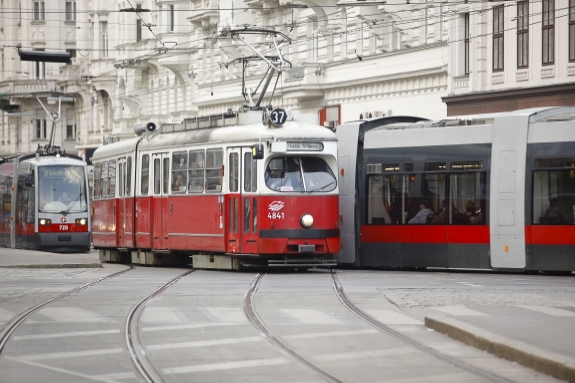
[
  {"xmin": 330, "ymin": 269, "xmax": 513, "ymax": 383},
  {"xmin": 0, "ymin": 265, "xmax": 134, "ymax": 355}
]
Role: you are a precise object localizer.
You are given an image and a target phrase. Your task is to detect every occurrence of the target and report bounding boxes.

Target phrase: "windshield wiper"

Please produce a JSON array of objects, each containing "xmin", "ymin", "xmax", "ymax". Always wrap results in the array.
[
  {"xmin": 308, "ymin": 181, "xmax": 335, "ymax": 193},
  {"xmin": 60, "ymin": 192, "xmax": 84, "ymax": 215}
]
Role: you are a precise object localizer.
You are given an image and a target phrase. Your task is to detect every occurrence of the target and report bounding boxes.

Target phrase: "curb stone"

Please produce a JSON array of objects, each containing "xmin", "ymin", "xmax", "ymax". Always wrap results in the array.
[{"xmin": 425, "ymin": 314, "xmax": 575, "ymax": 383}]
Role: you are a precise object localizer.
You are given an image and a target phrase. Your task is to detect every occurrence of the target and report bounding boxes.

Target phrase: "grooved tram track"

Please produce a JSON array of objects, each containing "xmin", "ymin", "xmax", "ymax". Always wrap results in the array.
[
  {"xmin": 244, "ymin": 271, "xmax": 515, "ymax": 383},
  {"xmin": 126, "ymin": 269, "xmax": 194, "ymax": 383},
  {"xmin": 0, "ymin": 265, "xmax": 135, "ymax": 355}
]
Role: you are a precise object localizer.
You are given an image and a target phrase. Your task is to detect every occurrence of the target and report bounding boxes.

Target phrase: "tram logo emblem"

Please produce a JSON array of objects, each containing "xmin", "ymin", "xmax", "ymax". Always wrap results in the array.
[
  {"xmin": 59, "ymin": 216, "xmax": 68, "ymax": 223},
  {"xmin": 268, "ymin": 201, "xmax": 285, "ymax": 212}
]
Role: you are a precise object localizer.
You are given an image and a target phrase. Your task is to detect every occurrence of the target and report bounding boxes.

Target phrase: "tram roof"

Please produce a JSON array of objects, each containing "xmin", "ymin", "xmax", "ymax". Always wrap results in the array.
[
  {"xmin": 365, "ymin": 107, "xmax": 575, "ymax": 134},
  {"xmin": 93, "ymin": 120, "xmax": 336, "ymax": 159}
]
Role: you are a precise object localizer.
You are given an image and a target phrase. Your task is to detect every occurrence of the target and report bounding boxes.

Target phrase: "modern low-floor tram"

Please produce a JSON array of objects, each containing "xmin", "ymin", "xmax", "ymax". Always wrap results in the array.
[
  {"xmin": 92, "ymin": 109, "xmax": 340, "ymax": 269},
  {"xmin": 336, "ymin": 107, "xmax": 575, "ymax": 272},
  {"xmin": 0, "ymin": 150, "xmax": 91, "ymax": 253}
]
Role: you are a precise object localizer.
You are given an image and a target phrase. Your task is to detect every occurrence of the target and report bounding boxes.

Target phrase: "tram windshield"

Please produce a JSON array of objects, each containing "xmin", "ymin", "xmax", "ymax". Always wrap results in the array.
[
  {"xmin": 38, "ymin": 165, "xmax": 88, "ymax": 213},
  {"xmin": 265, "ymin": 156, "xmax": 336, "ymax": 192}
]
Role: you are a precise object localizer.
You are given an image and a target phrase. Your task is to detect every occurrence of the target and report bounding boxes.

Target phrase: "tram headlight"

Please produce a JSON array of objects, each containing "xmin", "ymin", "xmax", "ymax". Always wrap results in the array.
[
  {"xmin": 75, "ymin": 218, "xmax": 87, "ymax": 226},
  {"xmin": 39, "ymin": 219, "xmax": 51, "ymax": 225},
  {"xmin": 300, "ymin": 214, "xmax": 314, "ymax": 228}
]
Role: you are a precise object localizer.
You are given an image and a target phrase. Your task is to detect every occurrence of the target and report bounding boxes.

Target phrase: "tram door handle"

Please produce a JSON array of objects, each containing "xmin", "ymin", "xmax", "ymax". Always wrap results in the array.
[{"xmin": 170, "ymin": 202, "xmax": 173, "ymax": 214}]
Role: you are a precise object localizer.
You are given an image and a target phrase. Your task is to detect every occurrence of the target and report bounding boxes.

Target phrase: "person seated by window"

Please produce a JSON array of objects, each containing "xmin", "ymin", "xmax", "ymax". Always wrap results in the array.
[
  {"xmin": 172, "ymin": 175, "xmax": 182, "ymax": 191},
  {"xmin": 461, "ymin": 200, "xmax": 483, "ymax": 224},
  {"xmin": 188, "ymin": 178, "xmax": 203, "ymax": 192},
  {"xmin": 542, "ymin": 198, "xmax": 565, "ymax": 224},
  {"xmin": 58, "ymin": 192, "xmax": 72, "ymax": 205},
  {"xmin": 408, "ymin": 200, "xmax": 434, "ymax": 224},
  {"xmin": 282, "ymin": 172, "xmax": 302, "ymax": 191},
  {"xmin": 431, "ymin": 200, "xmax": 447, "ymax": 224}
]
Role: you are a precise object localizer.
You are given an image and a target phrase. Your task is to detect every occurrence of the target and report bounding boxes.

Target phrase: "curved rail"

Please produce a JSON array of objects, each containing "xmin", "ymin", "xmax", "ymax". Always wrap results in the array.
[
  {"xmin": 0, "ymin": 265, "xmax": 135, "ymax": 354},
  {"xmin": 243, "ymin": 273, "xmax": 342, "ymax": 383},
  {"xmin": 330, "ymin": 270, "xmax": 513, "ymax": 383},
  {"xmin": 125, "ymin": 269, "xmax": 194, "ymax": 383}
]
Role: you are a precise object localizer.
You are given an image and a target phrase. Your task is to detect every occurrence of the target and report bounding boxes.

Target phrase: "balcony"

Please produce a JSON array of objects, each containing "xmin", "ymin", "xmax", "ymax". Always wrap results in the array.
[{"xmin": 187, "ymin": 8, "xmax": 218, "ymax": 29}]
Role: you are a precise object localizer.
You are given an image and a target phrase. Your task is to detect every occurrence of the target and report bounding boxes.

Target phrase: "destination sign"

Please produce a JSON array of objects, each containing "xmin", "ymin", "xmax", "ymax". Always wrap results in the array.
[
  {"xmin": 286, "ymin": 142, "xmax": 324, "ymax": 151},
  {"xmin": 41, "ymin": 166, "xmax": 82, "ymax": 178}
]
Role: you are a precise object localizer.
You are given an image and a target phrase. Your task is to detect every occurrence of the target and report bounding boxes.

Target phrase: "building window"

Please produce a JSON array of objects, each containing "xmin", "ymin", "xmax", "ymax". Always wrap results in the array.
[
  {"xmin": 464, "ymin": 13, "xmax": 470, "ymax": 75},
  {"xmin": 542, "ymin": 0, "xmax": 555, "ymax": 65},
  {"xmin": 136, "ymin": 19, "xmax": 142, "ymax": 41},
  {"xmin": 65, "ymin": 1, "xmax": 76, "ymax": 21},
  {"xmin": 309, "ymin": 17, "xmax": 319, "ymax": 62},
  {"xmin": 136, "ymin": 4, "xmax": 142, "ymax": 41},
  {"xmin": 569, "ymin": 0, "xmax": 575, "ymax": 62},
  {"xmin": 493, "ymin": 5, "xmax": 504, "ymax": 71},
  {"xmin": 66, "ymin": 117, "xmax": 76, "ymax": 139},
  {"xmin": 33, "ymin": 1, "xmax": 44, "ymax": 21},
  {"xmin": 517, "ymin": 1, "xmax": 529, "ymax": 68},
  {"xmin": 169, "ymin": 5, "xmax": 174, "ymax": 32},
  {"xmin": 35, "ymin": 110, "xmax": 47, "ymax": 139},
  {"xmin": 100, "ymin": 21, "xmax": 108, "ymax": 58}
]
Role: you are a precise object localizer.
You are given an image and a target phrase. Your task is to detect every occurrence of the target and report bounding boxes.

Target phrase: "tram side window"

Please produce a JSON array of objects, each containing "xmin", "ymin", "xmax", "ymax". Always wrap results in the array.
[
  {"xmin": 206, "ymin": 148, "xmax": 223, "ymax": 192},
  {"xmin": 108, "ymin": 160, "xmax": 116, "ymax": 197},
  {"xmin": 118, "ymin": 160, "xmax": 123, "ymax": 197},
  {"xmin": 188, "ymin": 150, "xmax": 205, "ymax": 193},
  {"xmin": 154, "ymin": 158, "xmax": 161, "ymax": 194},
  {"xmin": 101, "ymin": 161, "xmax": 109, "ymax": 197},
  {"xmin": 171, "ymin": 152, "xmax": 187, "ymax": 193},
  {"xmin": 449, "ymin": 171, "xmax": 486, "ymax": 225},
  {"xmin": 244, "ymin": 152, "xmax": 257, "ymax": 192},
  {"xmin": 163, "ymin": 158, "xmax": 169, "ymax": 194},
  {"xmin": 94, "ymin": 162, "xmax": 102, "ymax": 198},
  {"xmin": 141, "ymin": 155, "xmax": 149, "ymax": 195},
  {"xmin": 229, "ymin": 152, "xmax": 239, "ymax": 192},
  {"xmin": 366, "ymin": 162, "xmax": 485, "ymax": 225},
  {"xmin": 126, "ymin": 156, "xmax": 132, "ymax": 196},
  {"xmin": 533, "ymin": 158, "xmax": 575, "ymax": 224}
]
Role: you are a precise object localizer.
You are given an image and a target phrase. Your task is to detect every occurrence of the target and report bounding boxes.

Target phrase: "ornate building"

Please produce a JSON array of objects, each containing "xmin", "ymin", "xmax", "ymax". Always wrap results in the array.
[{"xmin": 2, "ymin": 1, "xmax": 571, "ymax": 161}]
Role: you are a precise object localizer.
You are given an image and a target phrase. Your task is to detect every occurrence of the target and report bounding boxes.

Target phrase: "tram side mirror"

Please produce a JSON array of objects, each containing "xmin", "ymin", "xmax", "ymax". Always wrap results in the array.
[
  {"xmin": 25, "ymin": 173, "xmax": 34, "ymax": 187},
  {"xmin": 251, "ymin": 144, "xmax": 264, "ymax": 160}
]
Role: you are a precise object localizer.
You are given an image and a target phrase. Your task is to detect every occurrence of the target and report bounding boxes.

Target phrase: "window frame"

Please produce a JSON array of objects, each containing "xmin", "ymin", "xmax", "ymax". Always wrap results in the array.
[
  {"xmin": 569, "ymin": 0, "xmax": 575, "ymax": 62},
  {"xmin": 65, "ymin": 1, "xmax": 76, "ymax": 21},
  {"xmin": 464, "ymin": 13, "xmax": 470, "ymax": 75},
  {"xmin": 492, "ymin": 5, "xmax": 504, "ymax": 72},
  {"xmin": 188, "ymin": 149, "xmax": 205, "ymax": 193},
  {"xmin": 542, "ymin": 0, "xmax": 555, "ymax": 66},
  {"xmin": 100, "ymin": 21, "xmax": 109, "ymax": 59},
  {"xmin": 33, "ymin": 1, "xmax": 45, "ymax": 21},
  {"xmin": 517, "ymin": 1, "xmax": 529, "ymax": 69}
]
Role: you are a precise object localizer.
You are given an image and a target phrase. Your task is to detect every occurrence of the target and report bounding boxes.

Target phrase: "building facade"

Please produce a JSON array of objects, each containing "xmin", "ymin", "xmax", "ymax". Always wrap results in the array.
[
  {"xmin": 1, "ymin": 0, "xmax": 572, "ymax": 160},
  {"xmin": 445, "ymin": 0, "xmax": 575, "ymax": 114}
]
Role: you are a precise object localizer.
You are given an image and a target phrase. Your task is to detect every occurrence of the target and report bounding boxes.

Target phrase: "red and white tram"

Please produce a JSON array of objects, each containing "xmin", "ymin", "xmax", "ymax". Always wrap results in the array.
[
  {"xmin": 91, "ymin": 109, "xmax": 340, "ymax": 269},
  {"xmin": 336, "ymin": 107, "xmax": 575, "ymax": 272},
  {"xmin": 0, "ymin": 148, "xmax": 91, "ymax": 252}
]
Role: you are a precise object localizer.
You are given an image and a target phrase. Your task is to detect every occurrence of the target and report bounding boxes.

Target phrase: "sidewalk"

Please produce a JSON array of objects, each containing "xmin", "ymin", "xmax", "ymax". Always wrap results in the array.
[
  {"xmin": 426, "ymin": 309, "xmax": 575, "ymax": 382},
  {"xmin": 0, "ymin": 247, "xmax": 101, "ymax": 268}
]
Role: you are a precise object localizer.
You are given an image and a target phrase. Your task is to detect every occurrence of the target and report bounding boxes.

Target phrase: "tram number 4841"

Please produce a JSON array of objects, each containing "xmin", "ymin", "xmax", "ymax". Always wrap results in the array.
[
  {"xmin": 59, "ymin": 225, "xmax": 69, "ymax": 231},
  {"xmin": 268, "ymin": 212, "xmax": 285, "ymax": 220}
]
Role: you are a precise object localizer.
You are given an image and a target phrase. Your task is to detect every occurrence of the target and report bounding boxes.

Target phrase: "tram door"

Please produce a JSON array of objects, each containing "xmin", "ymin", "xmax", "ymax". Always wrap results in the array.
[
  {"xmin": 116, "ymin": 157, "xmax": 127, "ymax": 248},
  {"xmin": 151, "ymin": 153, "xmax": 170, "ymax": 249},
  {"xmin": 227, "ymin": 148, "xmax": 258, "ymax": 254}
]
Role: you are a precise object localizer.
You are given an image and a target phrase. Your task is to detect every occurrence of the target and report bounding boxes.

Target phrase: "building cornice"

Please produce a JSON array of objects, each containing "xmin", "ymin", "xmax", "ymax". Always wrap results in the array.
[{"xmin": 443, "ymin": 82, "xmax": 575, "ymax": 104}]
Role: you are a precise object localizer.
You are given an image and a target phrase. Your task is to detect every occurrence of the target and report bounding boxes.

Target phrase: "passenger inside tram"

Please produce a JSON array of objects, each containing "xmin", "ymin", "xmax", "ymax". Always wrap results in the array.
[{"xmin": 541, "ymin": 199, "xmax": 566, "ymax": 224}]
